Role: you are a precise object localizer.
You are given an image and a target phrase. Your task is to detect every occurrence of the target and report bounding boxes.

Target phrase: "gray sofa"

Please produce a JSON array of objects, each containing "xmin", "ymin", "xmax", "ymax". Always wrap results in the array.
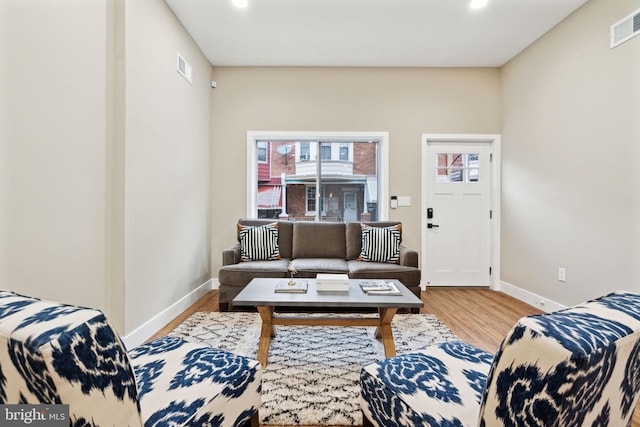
[{"xmin": 218, "ymin": 218, "xmax": 421, "ymax": 312}]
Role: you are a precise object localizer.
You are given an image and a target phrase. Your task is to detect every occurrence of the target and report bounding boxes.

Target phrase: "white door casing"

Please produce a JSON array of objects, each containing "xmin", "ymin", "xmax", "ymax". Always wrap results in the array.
[{"xmin": 421, "ymin": 134, "xmax": 501, "ymax": 288}]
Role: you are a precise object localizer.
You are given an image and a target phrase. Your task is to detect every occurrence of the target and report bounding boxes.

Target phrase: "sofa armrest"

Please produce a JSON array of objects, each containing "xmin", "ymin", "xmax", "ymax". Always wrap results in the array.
[
  {"xmin": 223, "ymin": 244, "xmax": 241, "ymax": 265},
  {"xmin": 399, "ymin": 245, "xmax": 418, "ymax": 268}
]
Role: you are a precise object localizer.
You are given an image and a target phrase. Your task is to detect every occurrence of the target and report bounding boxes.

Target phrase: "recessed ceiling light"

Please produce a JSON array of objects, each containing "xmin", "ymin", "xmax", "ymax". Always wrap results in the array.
[
  {"xmin": 469, "ymin": 0, "xmax": 488, "ymax": 9},
  {"xmin": 232, "ymin": 0, "xmax": 248, "ymax": 9}
]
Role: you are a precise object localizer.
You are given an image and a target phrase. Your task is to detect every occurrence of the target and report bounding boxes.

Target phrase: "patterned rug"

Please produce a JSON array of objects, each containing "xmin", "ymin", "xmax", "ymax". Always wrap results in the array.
[{"xmin": 170, "ymin": 312, "xmax": 458, "ymax": 426}]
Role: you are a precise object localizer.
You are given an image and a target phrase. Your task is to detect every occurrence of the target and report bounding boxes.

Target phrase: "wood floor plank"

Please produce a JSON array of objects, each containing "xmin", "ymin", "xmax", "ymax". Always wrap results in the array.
[{"xmin": 148, "ymin": 287, "xmax": 640, "ymax": 427}]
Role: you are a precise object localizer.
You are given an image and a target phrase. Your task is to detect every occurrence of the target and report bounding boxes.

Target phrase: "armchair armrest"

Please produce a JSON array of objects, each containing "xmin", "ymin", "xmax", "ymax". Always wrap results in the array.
[
  {"xmin": 130, "ymin": 336, "xmax": 261, "ymax": 427},
  {"xmin": 223, "ymin": 244, "xmax": 241, "ymax": 265},
  {"xmin": 399, "ymin": 245, "xmax": 418, "ymax": 268},
  {"xmin": 360, "ymin": 341, "xmax": 493, "ymax": 427}
]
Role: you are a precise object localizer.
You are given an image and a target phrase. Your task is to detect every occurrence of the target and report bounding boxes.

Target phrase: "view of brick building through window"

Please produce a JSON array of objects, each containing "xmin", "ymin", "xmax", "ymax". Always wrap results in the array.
[
  {"xmin": 256, "ymin": 141, "xmax": 379, "ymax": 222},
  {"xmin": 435, "ymin": 153, "xmax": 480, "ymax": 183}
]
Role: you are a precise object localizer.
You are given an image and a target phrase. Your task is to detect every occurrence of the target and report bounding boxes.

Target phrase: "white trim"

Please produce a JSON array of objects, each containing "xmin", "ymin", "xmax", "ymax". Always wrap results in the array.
[
  {"xmin": 246, "ymin": 131, "xmax": 389, "ymax": 219},
  {"xmin": 421, "ymin": 133, "xmax": 501, "ymax": 289},
  {"xmin": 121, "ymin": 279, "xmax": 214, "ymax": 348},
  {"xmin": 499, "ymin": 280, "xmax": 566, "ymax": 313}
]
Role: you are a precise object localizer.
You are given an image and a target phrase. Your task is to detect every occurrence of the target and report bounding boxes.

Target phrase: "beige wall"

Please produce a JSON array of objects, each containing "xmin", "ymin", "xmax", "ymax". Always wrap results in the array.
[
  {"xmin": 1, "ymin": 0, "xmax": 212, "ymax": 337},
  {"xmin": 123, "ymin": 0, "xmax": 213, "ymax": 334},
  {"xmin": 501, "ymin": 0, "xmax": 640, "ymax": 305},
  {"xmin": 1, "ymin": 0, "xmax": 109, "ymax": 310},
  {"xmin": 210, "ymin": 67, "xmax": 502, "ymax": 274}
]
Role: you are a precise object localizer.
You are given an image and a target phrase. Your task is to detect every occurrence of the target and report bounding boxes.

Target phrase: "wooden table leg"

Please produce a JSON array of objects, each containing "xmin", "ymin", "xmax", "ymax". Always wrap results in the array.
[
  {"xmin": 257, "ymin": 306, "xmax": 275, "ymax": 367},
  {"xmin": 376, "ymin": 307, "xmax": 398, "ymax": 359}
]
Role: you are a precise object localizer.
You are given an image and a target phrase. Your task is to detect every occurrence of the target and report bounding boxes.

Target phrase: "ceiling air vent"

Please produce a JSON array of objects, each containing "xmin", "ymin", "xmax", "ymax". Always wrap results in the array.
[{"xmin": 610, "ymin": 8, "xmax": 640, "ymax": 49}]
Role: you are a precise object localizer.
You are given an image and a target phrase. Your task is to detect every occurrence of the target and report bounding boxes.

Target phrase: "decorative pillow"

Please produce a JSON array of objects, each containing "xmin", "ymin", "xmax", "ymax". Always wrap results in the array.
[
  {"xmin": 358, "ymin": 224, "xmax": 401, "ymax": 264},
  {"xmin": 238, "ymin": 222, "xmax": 280, "ymax": 261}
]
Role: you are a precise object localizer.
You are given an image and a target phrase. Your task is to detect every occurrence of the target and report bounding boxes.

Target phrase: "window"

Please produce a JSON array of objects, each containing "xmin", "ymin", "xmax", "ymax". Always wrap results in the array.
[
  {"xmin": 300, "ymin": 142, "xmax": 310, "ymax": 161},
  {"xmin": 339, "ymin": 144, "xmax": 349, "ymax": 161},
  {"xmin": 257, "ymin": 142, "xmax": 268, "ymax": 162},
  {"xmin": 306, "ymin": 185, "xmax": 325, "ymax": 214},
  {"xmin": 435, "ymin": 153, "xmax": 480, "ymax": 183},
  {"xmin": 320, "ymin": 143, "xmax": 331, "ymax": 160},
  {"xmin": 248, "ymin": 131, "xmax": 389, "ymax": 221}
]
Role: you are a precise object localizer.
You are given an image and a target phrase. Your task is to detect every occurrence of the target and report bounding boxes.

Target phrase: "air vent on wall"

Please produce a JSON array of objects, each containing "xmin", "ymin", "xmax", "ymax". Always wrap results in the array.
[
  {"xmin": 610, "ymin": 8, "xmax": 640, "ymax": 49},
  {"xmin": 177, "ymin": 52, "xmax": 192, "ymax": 84}
]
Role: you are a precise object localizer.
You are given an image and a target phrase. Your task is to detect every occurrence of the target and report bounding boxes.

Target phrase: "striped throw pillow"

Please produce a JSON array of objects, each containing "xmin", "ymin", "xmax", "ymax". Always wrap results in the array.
[
  {"xmin": 359, "ymin": 224, "xmax": 401, "ymax": 264},
  {"xmin": 238, "ymin": 222, "xmax": 281, "ymax": 261}
]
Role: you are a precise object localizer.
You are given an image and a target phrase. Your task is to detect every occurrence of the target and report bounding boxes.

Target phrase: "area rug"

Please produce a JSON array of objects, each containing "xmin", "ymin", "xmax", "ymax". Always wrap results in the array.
[{"xmin": 170, "ymin": 312, "xmax": 458, "ymax": 426}]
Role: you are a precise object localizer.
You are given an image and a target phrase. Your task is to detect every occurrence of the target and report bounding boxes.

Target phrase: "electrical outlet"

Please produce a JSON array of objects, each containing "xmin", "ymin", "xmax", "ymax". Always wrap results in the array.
[{"xmin": 558, "ymin": 267, "xmax": 566, "ymax": 282}]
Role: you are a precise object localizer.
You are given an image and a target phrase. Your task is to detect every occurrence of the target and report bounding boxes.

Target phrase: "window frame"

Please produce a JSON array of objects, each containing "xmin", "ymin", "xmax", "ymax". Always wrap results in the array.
[{"xmin": 247, "ymin": 131, "xmax": 389, "ymax": 220}]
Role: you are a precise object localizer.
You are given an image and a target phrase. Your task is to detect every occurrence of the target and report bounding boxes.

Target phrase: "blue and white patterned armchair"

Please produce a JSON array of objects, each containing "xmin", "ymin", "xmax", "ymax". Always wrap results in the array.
[
  {"xmin": 360, "ymin": 291, "xmax": 640, "ymax": 426},
  {"xmin": 0, "ymin": 290, "xmax": 262, "ymax": 427}
]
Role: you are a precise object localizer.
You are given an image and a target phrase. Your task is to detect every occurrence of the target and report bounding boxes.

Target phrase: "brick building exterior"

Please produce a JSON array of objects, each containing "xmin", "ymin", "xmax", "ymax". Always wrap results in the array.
[{"xmin": 256, "ymin": 141, "xmax": 378, "ymax": 221}]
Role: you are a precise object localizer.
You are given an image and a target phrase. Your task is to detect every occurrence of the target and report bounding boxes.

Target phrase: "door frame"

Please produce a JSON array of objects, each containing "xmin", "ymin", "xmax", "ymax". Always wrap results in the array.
[{"xmin": 421, "ymin": 134, "xmax": 501, "ymax": 290}]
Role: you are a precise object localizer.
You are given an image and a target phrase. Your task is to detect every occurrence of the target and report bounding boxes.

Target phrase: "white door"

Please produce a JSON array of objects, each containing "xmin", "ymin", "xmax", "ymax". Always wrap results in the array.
[
  {"xmin": 343, "ymin": 192, "xmax": 357, "ymax": 222},
  {"xmin": 423, "ymin": 140, "xmax": 492, "ymax": 286}
]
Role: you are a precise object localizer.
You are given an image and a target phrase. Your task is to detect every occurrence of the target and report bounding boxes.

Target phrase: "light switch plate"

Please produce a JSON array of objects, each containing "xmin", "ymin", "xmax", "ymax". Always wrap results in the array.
[{"xmin": 397, "ymin": 196, "xmax": 411, "ymax": 207}]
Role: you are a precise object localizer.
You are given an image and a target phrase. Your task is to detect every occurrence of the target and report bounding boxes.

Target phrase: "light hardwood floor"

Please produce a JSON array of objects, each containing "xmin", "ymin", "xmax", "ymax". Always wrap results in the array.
[{"xmin": 149, "ymin": 287, "xmax": 640, "ymax": 427}]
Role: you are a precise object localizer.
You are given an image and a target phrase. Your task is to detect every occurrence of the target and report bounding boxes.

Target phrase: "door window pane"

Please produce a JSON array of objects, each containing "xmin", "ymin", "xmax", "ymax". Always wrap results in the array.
[{"xmin": 435, "ymin": 153, "xmax": 480, "ymax": 183}]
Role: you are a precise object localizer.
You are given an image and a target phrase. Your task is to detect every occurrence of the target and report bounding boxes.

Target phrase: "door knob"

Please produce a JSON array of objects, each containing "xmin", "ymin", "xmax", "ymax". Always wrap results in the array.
[{"xmin": 427, "ymin": 223, "xmax": 439, "ymax": 229}]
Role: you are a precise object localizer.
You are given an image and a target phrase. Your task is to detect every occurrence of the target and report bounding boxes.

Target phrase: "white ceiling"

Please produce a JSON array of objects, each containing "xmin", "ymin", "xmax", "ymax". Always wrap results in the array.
[{"xmin": 165, "ymin": 0, "xmax": 589, "ymax": 67}]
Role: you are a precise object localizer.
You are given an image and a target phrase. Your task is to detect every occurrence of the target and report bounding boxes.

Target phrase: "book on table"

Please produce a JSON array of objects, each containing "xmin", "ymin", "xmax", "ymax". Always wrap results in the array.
[
  {"xmin": 274, "ymin": 280, "xmax": 309, "ymax": 293},
  {"xmin": 316, "ymin": 273, "xmax": 350, "ymax": 292},
  {"xmin": 359, "ymin": 280, "xmax": 402, "ymax": 295}
]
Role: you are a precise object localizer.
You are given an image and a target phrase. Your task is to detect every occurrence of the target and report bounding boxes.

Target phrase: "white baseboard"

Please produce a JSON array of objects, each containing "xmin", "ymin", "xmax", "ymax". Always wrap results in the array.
[
  {"xmin": 498, "ymin": 280, "xmax": 566, "ymax": 313},
  {"xmin": 122, "ymin": 279, "xmax": 215, "ymax": 348}
]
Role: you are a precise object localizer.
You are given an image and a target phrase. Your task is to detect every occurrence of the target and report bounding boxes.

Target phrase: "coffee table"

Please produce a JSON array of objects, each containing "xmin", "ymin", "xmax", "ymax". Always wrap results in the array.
[{"xmin": 232, "ymin": 278, "xmax": 424, "ymax": 366}]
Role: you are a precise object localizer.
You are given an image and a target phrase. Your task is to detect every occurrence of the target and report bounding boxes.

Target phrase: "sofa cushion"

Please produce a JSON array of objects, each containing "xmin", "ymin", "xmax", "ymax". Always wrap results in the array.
[
  {"xmin": 292, "ymin": 222, "xmax": 346, "ymax": 259},
  {"xmin": 346, "ymin": 221, "xmax": 402, "ymax": 260},
  {"xmin": 238, "ymin": 218, "xmax": 293, "ymax": 259},
  {"xmin": 218, "ymin": 259, "xmax": 290, "ymax": 287},
  {"xmin": 348, "ymin": 260, "xmax": 421, "ymax": 286},
  {"xmin": 238, "ymin": 222, "xmax": 280, "ymax": 261},
  {"xmin": 359, "ymin": 224, "xmax": 401, "ymax": 264},
  {"xmin": 290, "ymin": 258, "xmax": 349, "ymax": 277}
]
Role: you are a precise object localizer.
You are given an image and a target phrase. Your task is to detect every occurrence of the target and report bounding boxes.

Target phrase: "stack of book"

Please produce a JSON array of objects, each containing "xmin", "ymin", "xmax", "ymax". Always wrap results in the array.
[
  {"xmin": 274, "ymin": 280, "xmax": 308, "ymax": 293},
  {"xmin": 359, "ymin": 280, "xmax": 402, "ymax": 295},
  {"xmin": 316, "ymin": 273, "xmax": 350, "ymax": 292}
]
